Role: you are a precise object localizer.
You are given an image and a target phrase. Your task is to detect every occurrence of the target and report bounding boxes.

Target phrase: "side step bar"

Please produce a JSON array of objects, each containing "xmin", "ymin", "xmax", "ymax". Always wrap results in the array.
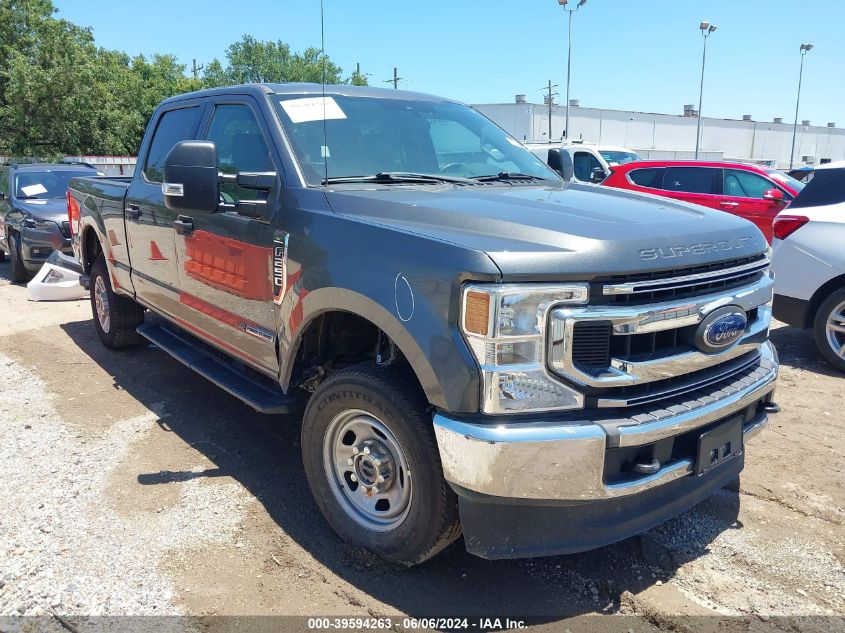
[{"xmin": 137, "ymin": 324, "xmax": 297, "ymax": 414}]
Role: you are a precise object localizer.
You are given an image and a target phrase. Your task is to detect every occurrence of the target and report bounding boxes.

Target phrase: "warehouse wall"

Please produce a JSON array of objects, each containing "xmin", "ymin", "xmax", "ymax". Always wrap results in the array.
[{"xmin": 474, "ymin": 103, "xmax": 845, "ymax": 168}]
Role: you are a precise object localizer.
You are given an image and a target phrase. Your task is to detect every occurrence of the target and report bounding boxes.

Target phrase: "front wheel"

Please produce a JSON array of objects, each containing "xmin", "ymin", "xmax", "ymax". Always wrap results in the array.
[
  {"xmin": 8, "ymin": 232, "xmax": 30, "ymax": 283},
  {"xmin": 301, "ymin": 364, "xmax": 460, "ymax": 566},
  {"xmin": 90, "ymin": 254, "xmax": 145, "ymax": 349},
  {"xmin": 813, "ymin": 287, "xmax": 845, "ymax": 372}
]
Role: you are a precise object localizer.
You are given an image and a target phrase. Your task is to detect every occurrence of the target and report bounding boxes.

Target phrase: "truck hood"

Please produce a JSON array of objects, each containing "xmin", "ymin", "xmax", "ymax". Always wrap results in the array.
[
  {"xmin": 326, "ymin": 183, "xmax": 768, "ymax": 280},
  {"xmin": 18, "ymin": 198, "xmax": 68, "ymax": 224}
]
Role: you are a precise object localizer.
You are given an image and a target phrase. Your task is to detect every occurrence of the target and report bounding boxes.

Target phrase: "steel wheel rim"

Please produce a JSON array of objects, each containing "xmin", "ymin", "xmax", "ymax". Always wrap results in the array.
[
  {"xmin": 825, "ymin": 300, "xmax": 845, "ymax": 360},
  {"xmin": 94, "ymin": 276, "xmax": 110, "ymax": 333},
  {"xmin": 323, "ymin": 408, "xmax": 412, "ymax": 532}
]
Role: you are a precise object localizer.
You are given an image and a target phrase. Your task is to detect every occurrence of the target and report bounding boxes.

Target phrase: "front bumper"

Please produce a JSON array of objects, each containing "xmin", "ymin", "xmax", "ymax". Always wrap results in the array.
[
  {"xmin": 433, "ymin": 341, "xmax": 777, "ymax": 558},
  {"xmin": 772, "ymin": 293, "xmax": 810, "ymax": 328},
  {"xmin": 21, "ymin": 226, "xmax": 72, "ymax": 271}
]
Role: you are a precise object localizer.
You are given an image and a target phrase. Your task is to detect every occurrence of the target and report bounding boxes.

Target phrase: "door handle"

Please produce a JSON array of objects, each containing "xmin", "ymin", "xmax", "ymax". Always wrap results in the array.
[
  {"xmin": 125, "ymin": 204, "xmax": 141, "ymax": 219},
  {"xmin": 173, "ymin": 215, "xmax": 194, "ymax": 236},
  {"xmin": 719, "ymin": 201, "xmax": 739, "ymax": 208}
]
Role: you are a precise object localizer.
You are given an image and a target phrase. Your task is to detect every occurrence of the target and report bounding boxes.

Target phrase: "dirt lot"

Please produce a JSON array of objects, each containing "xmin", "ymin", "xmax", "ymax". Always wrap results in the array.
[{"xmin": 0, "ymin": 259, "xmax": 843, "ymax": 630}]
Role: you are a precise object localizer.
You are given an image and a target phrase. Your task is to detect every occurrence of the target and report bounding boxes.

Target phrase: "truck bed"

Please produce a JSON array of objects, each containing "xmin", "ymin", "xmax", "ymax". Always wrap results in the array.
[{"xmin": 69, "ymin": 175, "xmax": 131, "ymax": 202}]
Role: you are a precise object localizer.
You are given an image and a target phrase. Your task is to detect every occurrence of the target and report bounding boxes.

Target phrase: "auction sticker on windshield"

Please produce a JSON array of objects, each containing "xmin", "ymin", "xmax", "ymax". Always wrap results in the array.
[
  {"xmin": 280, "ymin": 96, "xmax": 347, "ymax": 123},
  {"xmin": 20, "ymin": 183, "xmax": 48, "ymax": 196}
]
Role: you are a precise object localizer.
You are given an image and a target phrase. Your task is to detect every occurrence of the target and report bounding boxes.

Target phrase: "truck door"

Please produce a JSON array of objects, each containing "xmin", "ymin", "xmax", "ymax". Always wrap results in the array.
[
  {"xmin": 572, "ymin": 150, "xmax": 603, "ymax": 183},
  {"xmin": 172, "ymin": 98, "xmax": 281, "ymax": 374},
  {"xmin": 125, "ymin": 103, "xmax": 203, "ymax": 315}
]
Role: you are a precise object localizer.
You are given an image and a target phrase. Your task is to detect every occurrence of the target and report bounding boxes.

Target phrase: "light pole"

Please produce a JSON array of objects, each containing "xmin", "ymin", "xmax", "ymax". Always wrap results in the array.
[
  {"xmin": 558, "ymin": 0, "xmax": 586, "ymax": 141},
  {"xmin": 790, "ymin": 43, "xmax": 813, "ymax": 169},
  {"xmin": 694, "ymin": 21, "xmax": 717, "ymax": 159}
]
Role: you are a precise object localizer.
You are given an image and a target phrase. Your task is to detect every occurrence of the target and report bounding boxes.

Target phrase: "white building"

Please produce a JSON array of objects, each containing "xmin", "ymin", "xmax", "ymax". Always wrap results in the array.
[{"xmin": 474, "ymin": 99, "xmax": 845, "ymax": 169}]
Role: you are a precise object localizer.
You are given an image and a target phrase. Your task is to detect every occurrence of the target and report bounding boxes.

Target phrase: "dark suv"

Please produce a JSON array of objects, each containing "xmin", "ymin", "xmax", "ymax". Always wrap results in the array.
[{"xmin": 0, "ymin": 163, "xmax": 101, "ymax": 281}]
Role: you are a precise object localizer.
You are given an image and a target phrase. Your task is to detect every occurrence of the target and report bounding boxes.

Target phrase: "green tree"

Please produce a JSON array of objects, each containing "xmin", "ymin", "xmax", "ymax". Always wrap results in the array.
[
  {"xmin": 0, "ymin": 0, "xmax": 56, "ymax": 109},
  {"xmin": 203, "ymin": 35, "xmax": 363, "ymax": 88},
  {"xmin": 1, "ymin": 3, "xmax": 365, "ymax": 156}
]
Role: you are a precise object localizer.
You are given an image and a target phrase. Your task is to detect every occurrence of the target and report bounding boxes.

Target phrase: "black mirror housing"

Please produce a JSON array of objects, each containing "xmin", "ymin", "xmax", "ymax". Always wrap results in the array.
[
  {"xmin": 547, "ymin": 149, "xmax": 575, "ymax": 181},
  {"xmin": 163, "ymin": 140, "xmax": 219, "ymax": 214},
  {"xmin": 590, "ymin": 166, "xmax": 607, "ymax": 184}
]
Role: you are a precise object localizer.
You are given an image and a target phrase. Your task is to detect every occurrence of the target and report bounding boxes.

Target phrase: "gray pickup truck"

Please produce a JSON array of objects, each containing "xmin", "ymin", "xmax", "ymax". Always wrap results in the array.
[{"xmin": 69, "ymin": 84, "xmax": 778, "ymax": 565}]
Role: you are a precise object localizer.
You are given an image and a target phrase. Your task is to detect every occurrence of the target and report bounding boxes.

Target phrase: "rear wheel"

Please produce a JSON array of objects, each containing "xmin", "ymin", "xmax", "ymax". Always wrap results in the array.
[
  {"xmin": 301, "ymin": 364, "xmax": 460, "ymax": 566},
  {"xmin": 90, "ymin": 254, "xmax": 144, "ymax": 349},
  {"xmin": 8, "ymin": 232, "xmax": 30, "ymax": 283},
  {"xmin": 813, "ymin": 287, "xmax": 845, "ymax": 372}
]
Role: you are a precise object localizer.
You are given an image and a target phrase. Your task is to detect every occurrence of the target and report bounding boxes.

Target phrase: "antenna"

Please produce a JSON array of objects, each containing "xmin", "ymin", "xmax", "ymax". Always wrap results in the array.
[{"xmin": 320, "ymin": 0, "xmax": 329, "ymax": 183}]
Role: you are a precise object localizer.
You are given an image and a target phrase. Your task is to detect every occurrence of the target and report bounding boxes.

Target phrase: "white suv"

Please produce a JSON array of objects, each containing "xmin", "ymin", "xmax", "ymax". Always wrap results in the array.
[{"xmin": 772, "ymin": 165, "xmax": 845, "ymax": 371}]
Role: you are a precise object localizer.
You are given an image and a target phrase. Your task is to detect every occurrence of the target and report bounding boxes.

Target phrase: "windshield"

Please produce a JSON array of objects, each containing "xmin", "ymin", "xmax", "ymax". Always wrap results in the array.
[
  {"xmin": 599, "ymin": 150, "xmax": 640, "ymax": 166},
  {"xmin": 14, "ymin": 170, "xmax": 94, "ymax": 199},
  {"xmin": 766, "ymin": 169, "xmax": 805, "ymax": 192},
  {"xmin": 273, "ymin": 95, "xmax": 559, "ymax": 185}
]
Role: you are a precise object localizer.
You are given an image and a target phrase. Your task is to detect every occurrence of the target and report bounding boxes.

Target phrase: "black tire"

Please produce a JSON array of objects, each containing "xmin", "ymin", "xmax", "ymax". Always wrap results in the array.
[
  {"xmin": 8, "ymin": 232, "xmax": 30, "ymax": 283},
  {"xmin": 812, "ymin": 286, "xmax": 845, "ymax": 373},
  {"xmin": 301, "ymin": 364, "xmax": 461, "ymax": 566},
  {"xmin": 90, "ymin": 254, "xmax": 145, "ymax": 349}
]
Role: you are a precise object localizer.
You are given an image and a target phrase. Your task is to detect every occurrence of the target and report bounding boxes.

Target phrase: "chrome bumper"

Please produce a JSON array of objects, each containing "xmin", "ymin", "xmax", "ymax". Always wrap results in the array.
[{"xmin": 433, "ymin": 341, "xmax": 777, "ymax": 502}]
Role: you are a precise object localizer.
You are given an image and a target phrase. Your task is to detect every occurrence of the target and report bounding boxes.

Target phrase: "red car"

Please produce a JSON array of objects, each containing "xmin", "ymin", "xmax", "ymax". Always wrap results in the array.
[{"xmin": 601, "ymin": 160, "xmax": 805, "ymax": 242}]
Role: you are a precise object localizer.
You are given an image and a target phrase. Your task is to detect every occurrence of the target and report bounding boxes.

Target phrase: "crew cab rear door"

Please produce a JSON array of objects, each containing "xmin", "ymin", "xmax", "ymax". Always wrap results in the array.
[
  {"xmin": 125, "ymin": 102, "xmax": 204, "ymax": 313},
  {"xmin": 171, "ymin": 97, "xmax": 281, "ymax": 374}
]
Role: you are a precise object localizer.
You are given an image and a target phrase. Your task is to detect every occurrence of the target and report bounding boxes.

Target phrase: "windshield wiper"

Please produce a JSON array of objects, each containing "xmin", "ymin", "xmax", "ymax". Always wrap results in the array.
[
  {"xmin": 472, "ymin": 172, "xmax": 549, "ymax": 182},
  {"xmin": 322, "ymin": 172, "xmax": 474, "ymax": 185}
]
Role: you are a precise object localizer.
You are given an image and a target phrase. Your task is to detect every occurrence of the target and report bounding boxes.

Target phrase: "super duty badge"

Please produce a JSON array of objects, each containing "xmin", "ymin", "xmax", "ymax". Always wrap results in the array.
[{"xmin": 640, "ymin": 236, "xmax": 754, "ymax": 260}]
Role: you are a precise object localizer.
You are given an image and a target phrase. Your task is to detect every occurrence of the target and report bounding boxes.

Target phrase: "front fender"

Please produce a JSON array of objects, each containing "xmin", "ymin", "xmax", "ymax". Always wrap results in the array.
[{"xmin": 281, "ymin": 288, "xmax": 459, "ymax": 409}]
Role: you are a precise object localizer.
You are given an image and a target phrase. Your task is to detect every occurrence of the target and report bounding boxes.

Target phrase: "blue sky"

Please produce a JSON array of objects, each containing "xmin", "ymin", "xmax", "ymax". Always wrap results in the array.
[{"xmin": 53, "ymin": 0, "xmax": 843, "ymax": 125}]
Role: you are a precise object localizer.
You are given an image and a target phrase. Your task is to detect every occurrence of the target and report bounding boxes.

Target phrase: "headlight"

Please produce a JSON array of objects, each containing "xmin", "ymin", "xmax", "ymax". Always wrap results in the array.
[
  {"xmin": 461, "ymin": 284, "xmax": 588, "ymax": 414},
  {"xmin": 23, "ymin": 217, "xmax": 57, "ymax": 230}
]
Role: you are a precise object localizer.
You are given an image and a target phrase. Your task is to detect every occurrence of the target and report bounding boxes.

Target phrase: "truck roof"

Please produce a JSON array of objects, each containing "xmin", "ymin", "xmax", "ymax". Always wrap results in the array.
[{"xmin": 161, "ymin": 82, "xmax": 455, "ymax": 107}]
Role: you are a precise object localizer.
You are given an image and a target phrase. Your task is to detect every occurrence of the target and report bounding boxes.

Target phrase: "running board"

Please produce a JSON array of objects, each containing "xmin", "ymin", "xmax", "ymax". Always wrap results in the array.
[{"xmin": 136, "ymin": 324, "xmax": 296, "ymax": 414}]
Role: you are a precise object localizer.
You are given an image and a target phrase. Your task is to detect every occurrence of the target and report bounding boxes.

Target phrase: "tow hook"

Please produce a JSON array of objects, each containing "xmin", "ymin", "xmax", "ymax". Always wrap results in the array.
[
  {"xmin": 632, "ymin": 458, "xmax": 661, "ymax": 475},
  {"xmin": 761, "ymin": 402, "xmax": 780, "ymax": 414}
]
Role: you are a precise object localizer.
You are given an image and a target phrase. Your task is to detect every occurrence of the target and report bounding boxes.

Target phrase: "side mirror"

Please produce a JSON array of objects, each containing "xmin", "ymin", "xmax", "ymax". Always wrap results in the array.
[
  {"xmin": 590, "ymin": 166, "xmax": 607, "ymax": 184},
  {"xmin": 763, "ymin": 188, "xmax": 785, "ymax": 204},
  {"xmin": 162, "ymin": 140, "xmax": 219, "ymax": 213},
  {"xmin": 547, "ymin": 149, "xmax": 574, "ymax": 181}
]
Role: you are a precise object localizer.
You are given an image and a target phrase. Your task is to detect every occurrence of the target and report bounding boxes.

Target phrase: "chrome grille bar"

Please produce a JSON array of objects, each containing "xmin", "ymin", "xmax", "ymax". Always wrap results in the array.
[
  {"xmin": 549, "ymin": 275, "xmax": 774, "ymax": 391},
  {"xmin": 602, "ymin": 257, "xmax": 770, "ymax": 296}
]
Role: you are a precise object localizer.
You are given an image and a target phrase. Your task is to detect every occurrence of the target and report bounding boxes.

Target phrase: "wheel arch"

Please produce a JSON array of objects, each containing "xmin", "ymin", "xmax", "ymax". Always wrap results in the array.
[
  {"xmin": 81, "ymin": 224, "xmax": 104, "ymax": 274},
  {"xmin": 280, "ymin": 288, "xmax": 448, "ymax": 410},
  {"xmin": 807, "ymin": 273, "xmax": 845, "ymax": 328}
]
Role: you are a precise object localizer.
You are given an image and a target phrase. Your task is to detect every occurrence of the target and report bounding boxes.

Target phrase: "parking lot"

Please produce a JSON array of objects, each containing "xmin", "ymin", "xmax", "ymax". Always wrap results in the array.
[{"xmin": 0, "ymin": 258, "xmax": 843, "ymax": 627}]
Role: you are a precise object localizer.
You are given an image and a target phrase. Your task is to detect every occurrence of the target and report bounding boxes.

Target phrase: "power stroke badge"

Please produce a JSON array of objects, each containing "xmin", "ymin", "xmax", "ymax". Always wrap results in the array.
[{"xmin": 273, "ymin": 230, "xmax": 289, "ymax": 305}]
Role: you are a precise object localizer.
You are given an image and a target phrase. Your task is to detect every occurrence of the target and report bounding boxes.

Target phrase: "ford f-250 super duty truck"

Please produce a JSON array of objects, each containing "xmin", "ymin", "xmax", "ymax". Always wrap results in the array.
[{"xmin": 69, "ymin": 84, "xmax": 779, "ymax": 565}]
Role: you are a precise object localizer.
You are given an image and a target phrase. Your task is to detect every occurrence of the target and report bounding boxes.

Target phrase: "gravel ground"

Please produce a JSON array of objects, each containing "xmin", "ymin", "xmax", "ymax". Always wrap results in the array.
[
  {"xmin": 0, "ymin": 259, "xmax": 843, "ymax": 631},
  {"xmin": 0, "ymin": 352, "xmax": 250, "ymax": 629}
]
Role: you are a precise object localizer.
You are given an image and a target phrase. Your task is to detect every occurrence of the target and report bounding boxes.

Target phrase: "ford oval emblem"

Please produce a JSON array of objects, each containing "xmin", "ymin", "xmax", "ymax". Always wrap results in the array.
[{"xmin": 696, "ymin": 307, "xmax": 747, "ymax": 353}]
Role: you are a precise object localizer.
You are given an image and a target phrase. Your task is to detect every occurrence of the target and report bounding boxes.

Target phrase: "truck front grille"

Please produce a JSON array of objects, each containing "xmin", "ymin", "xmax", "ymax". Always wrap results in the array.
[
  {"xmin": 592, "ymin": 254, "xmax": 769, "ymax": 306},
  {"xmin": 572, "ymin": 308, "xmax": 760, "ymax": 372},
  {"xmin": 550, "ymin": 259, "xmax": 773, "ymax": 410}
]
